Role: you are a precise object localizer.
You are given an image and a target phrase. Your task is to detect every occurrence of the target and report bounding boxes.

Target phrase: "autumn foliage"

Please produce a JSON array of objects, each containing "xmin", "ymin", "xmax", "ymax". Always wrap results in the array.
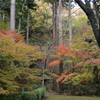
[
  {"xmin": 48, "ymin": 44, "xmax": 100, "ymax": 85},
  {"xmin": 0, "ymin": 30, "xmax": 23, "ymax": 42},
  {"xmin": 0, "ymin": 30, "xmax": 44, "ymax": 94}
]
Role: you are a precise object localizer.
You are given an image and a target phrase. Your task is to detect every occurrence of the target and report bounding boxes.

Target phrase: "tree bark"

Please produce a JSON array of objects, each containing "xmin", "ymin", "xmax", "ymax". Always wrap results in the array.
[
  {"xmin": 18, "ymin": 0, "xmax": 26, "ymax": 33},
  {"xmin": 10, "ymin": 0, "xmax": 16, "ymax": 31},
  {"xmin": 68, "ymin": 0, "xmax": 72, "ymax": 46},
  {"xmin": 59, "ymin": 60, "xmax": 64, "ymax": 92},
  {"xmin": 75, "ymin": 0, "xmax": 100, "ymax": 47},
  {"xmin": 93, "ymin": 66, "xmax": 100, "ymax": 96},
  {"xmin": 52, "ymin": 2, "xmax": 58, "ymax": 45},
  {"xmin": 59, "ymin": 0, "xmax": 63, "ymax": 46},
  {"xmin": 26, "ymin": 8, "xmax": 29, "ymax": 44}
]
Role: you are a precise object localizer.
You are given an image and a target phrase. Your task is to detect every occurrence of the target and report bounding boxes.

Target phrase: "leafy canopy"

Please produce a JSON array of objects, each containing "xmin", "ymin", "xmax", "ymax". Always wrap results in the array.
[{"xmin": 0, "ymin": 30, "xmax": 44, "ymax": 94}]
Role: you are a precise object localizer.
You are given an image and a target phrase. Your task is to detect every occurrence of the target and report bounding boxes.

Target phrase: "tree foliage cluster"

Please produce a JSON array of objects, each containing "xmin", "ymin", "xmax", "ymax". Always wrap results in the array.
[
  {"xmin": 49, "ymin": 30, "xmax": 100, "ymax": 95},
  {"xmin": 29, "ymin": 0, "xmax": 52, "ymax": 45},
  {"xmin": 0, "ymin": 30, "xmax": 44, "ymax": 94}
]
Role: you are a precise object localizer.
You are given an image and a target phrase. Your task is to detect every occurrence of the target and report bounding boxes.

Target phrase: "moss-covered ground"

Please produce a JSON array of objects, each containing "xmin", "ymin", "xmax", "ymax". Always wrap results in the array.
[{"xmin": 48, "ymin": 95, "xmax": 100, "ymax": 100}]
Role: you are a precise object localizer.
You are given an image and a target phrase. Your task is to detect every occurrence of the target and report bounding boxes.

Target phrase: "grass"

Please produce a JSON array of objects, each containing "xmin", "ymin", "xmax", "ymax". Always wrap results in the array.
[{"xmin": 48, "ymin": 95, "xmax": 100, "ymax": 100}]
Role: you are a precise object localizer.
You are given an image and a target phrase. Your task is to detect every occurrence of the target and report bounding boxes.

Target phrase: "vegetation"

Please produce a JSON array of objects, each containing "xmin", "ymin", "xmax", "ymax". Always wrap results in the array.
[
  {"xmin": 48, "ymin": 95, "xmax": 100, "ymax": 100},
  {"xmin": 0, "ymin": 87, "xmax": 45, "ymax": 100},
  {"xmin": 0, "ymin": 0, "xmax": 100, "ymax": 99},
  {"xmin": 0, "ymin": 30, "xmax": 43, "ymax": 93},
  {"xmin": 35, "ymin": 87, "xmax": 46, "ymax": 99}
]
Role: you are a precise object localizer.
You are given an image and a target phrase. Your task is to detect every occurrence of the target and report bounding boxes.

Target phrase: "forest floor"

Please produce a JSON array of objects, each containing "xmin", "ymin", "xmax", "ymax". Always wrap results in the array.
[{"xmin": 46, "ymin": 91, "xmax": 100, "ymax": 100}]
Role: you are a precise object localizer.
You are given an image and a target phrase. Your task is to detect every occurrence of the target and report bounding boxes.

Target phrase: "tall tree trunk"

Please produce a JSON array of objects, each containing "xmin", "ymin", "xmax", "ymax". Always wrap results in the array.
[
  {"xmin": 68, "ymin": 0, "xmax": 75, "ymax": 95},
  {"xmin": 59, "ymin": 0, "xmax": 63, "ymax": 46},
  {"xmin": 68, "ymin": 0, "xmax": 72, "ymax": 46},
  {"xmin": 52, "ymin": 2, "xmax": 57, "ymax": 45},
  {"xmin": 58, "ymin": 0, "xmax": 64, "ymax": 93},
  {"xmin": 10, "ymin": 0, "xmax": 16, "ymax": 31},
  {"xmin": 52, "ymin": 2, "xmax": 55, "ymax": 39}
]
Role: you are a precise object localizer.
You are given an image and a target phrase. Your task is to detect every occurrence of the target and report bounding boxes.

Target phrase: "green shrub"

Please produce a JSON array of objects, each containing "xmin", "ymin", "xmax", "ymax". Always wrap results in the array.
[
  {"xmin": 21, "ymin": 91, "xmax": 37, "ymax": 100},
  {"xmin": 35, "ymin": 87, "xmax": 46, "ymax": 100},
  {"xmin": 0, "ymin": 93, "xmax": 21, "ymax": 100},
  {"xmin": 0, "ymin": 87, "xmax": 46, "ymax": 100}
]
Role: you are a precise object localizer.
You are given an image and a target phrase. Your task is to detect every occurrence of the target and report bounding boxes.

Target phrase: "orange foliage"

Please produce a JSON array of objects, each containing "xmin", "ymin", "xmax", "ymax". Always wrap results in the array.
[
  {"xmin": 0, "ymin": 89, "xmax": 9, "ymax": 94},
  {"xmin": 85, "ymin": 59, "xmax": 100, "ymax": 66},
  {"xmin": 52, "ymin": 46, "xmax": 72, "ymax": 58},
  {"xmin": 49, "ymin": 45, "xmax": 94, "ymax": 84},
  {"xmin": 0, "ymin": 30, "xmax": 23, "ymax": 43},
  {"xmin": 49, "ymin": 45, "xmax": 92, "ymax": 67},
  {"xmin": 49, "ymin": 45, "xmax": 73, "ymax": 66},
  {"xmin": 56, "ymin": 73, "xmax": 75, "ymax": 83},
  {"xmin": 72, "ymin": 50, "xmax": 92, "ymax": 60},
  {"xmin": 73, "ymin": 62, "xmax": 84, "ymax": 68},
  {"xmin": 0, "ymin": 30, "xmax": 44, "ymax": 63},
  {"xmin": 56, "ymin": 75, "xmax": 67, "ymax": 82},
  {"xmin": 48, "ymin": 60, "xmax": 60, "ymax": 66}
]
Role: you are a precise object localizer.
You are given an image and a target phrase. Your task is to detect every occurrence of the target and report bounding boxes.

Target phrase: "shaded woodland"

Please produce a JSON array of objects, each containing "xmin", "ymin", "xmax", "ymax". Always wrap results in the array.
[{"xmin": 0, "ymin": 0, "xmax": 100, "ymax": 99}]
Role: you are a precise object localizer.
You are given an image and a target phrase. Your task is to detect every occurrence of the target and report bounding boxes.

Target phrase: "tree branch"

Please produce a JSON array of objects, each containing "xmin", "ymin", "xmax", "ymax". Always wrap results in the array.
[{"xmin": 75, "ymin": 0, "xmax": 100, "ymax": 48}]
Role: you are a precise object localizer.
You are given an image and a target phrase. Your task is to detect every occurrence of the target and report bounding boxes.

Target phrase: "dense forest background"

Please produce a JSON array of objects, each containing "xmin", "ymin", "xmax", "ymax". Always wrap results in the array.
[{"xmin": 0, "ymin": 0, "xmax": 100, "ymax": 98}]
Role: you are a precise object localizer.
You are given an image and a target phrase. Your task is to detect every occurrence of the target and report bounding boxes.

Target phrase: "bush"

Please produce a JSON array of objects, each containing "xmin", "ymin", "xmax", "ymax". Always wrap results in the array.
[
  {"xmin": 0, "ymin": 93, "xmax": 21, "ymax": 100},
  {"xmin": 35, "ymin": 87, "xmax": 46, "ymax": 100},
  {"xmin": 21, "ymin": 91, "xmax": 37, "ymax": 100},
  {"xmin": 21, "ymin": 87, "xmax": 45, "ymax": 100},
  {"xmin": 0, "ymin": 87, "xmax": 46, "ymax": 100}
]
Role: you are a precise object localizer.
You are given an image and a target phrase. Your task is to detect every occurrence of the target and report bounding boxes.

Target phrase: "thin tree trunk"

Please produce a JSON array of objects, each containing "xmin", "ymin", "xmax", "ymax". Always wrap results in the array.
[
  {"xmin": 18, "ymin": 18, "xmax": 21, "ymax": 33},
  {"xmin": 0, "ymin": 10, "xmax": 2, "ymax": 20},
  {"xmin": 52, "ymin": 2, "xmax": 56, "ymax": 41},
  {"xmin": 18, "ymin": 0, "xmax": 26, "ymax": 33},
  {"xmin": 59, "ymin": 60, "xmax": 64, "ymax": 92},
  {"xmin": 26, "ymin": 8, "xmax": 29, "ymax": 44}
]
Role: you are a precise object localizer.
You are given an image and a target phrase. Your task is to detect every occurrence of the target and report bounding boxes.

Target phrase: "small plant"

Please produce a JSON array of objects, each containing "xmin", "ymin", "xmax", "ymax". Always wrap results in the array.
[{"xmin": 35, "ymin": 87, "xmax": 46, "ymax": 99}]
